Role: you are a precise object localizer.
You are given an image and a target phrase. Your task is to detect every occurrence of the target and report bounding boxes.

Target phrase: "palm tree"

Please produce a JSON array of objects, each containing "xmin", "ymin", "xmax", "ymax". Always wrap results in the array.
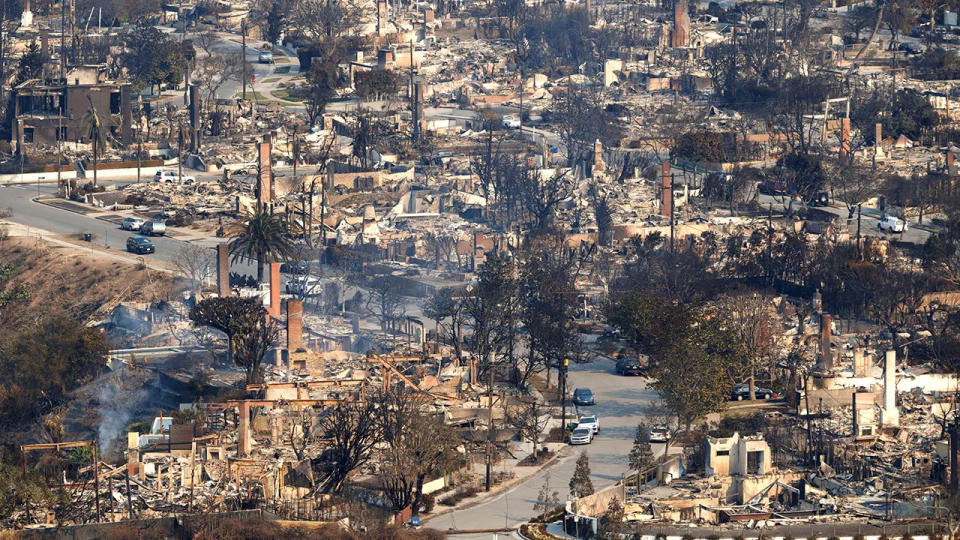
[
  {"xmin": 229, "ymin": 209, "xmax": 296, "ymax": 282},
  {"xmin": 80, "ymin": 95, "xmax": 112, "ymax": 187}
]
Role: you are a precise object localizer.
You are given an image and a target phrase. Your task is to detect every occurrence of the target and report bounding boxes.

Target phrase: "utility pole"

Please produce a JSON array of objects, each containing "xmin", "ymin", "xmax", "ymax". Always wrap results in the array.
[
  {"xmin": 93, "ymin": 442, "xmax": 101, "ymax": 522},
  {"xmin": 60, "ymin": 0, "xmax": 66, "ymax": 77},
  {"xmin": 485, "ymin": 350, "xmax": 493, "ymax": 491},
  {"xmin": 856, "ymin": 204, "xmax": 863, "ymax": 259},
  {"xmin": 669, "ymin": 173, "xmax": 675, "ymax": 251},
  {"xmin": 321, "ymin": 164, "xmax": 328, "ymax": 248},
  {"xmin": 518, "ymin": 67, "xmax": 523, "ymax": 133},
  {"xmin": 241, "ymin": 19, "xmax": 247, "ymax": 99},
  {"xmin": 292, "ymin": 126, "xmax": 298, "ymax": 179},
  {"xmin": 560, "ymin": 357, "xmax": 568, "ymax": 443},
  {"xmin": 409, "ymin": 40, "xmax": 418, "ymax": 141},
  {"xmin": 177, "ymin": 122, "xmax": 184, "ymax": 181},
  {"xmin": 137, "ymin": 116, "xmax": 142, "ymax": 183}
]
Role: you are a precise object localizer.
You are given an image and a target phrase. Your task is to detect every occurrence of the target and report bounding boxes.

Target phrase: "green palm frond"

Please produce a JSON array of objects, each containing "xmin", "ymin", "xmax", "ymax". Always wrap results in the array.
[{"xmin": 228, "ymin": 209, "xmax": 296, "ymax": 266}]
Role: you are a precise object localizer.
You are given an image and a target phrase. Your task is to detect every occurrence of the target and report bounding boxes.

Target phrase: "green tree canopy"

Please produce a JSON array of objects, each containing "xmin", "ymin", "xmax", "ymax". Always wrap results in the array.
[
  {"xmin": 569, "ymin": 451, "xmax": 594, "ymax": 498},
  {"xmin": 121, "ymin": 22, "xmax": 188, "ymax": 93}
]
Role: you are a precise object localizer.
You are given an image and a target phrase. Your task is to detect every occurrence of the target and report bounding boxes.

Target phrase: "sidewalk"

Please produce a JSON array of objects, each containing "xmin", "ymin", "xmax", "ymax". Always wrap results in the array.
[
  {"xmin": 2, "ymin": 220, "xmax": 176, "ymax": 274},
  {"xmin": 422, "ymin": 442, "xmax": 569, "ymax": 525}
]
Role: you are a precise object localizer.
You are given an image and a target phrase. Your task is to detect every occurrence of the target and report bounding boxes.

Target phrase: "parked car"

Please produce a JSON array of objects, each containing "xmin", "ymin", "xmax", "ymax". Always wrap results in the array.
[
  {"xmin": 259, "ymin": 51, "xmax": 274, "ymax": 63},
  {"xmin": 141, "ymin": 221, "xmax": 166, "ymax": 236},
  {"xmin": 898, "ymin": 41, "xmax": 924, "ymax": 55},
  {"xmin": 502, "ymin": 114, "xmax": 521, "ymax": 129},
  {"xmin": 121, "ymin": 217, "xmax": 145, "ymax": 231},
  {"xmin": 648, "ymin": 426, "xmax": 671, "ymax": 443},
  {"xmin": 154, "ymin": 170, "xmax": 195, "ymax": 183},
  {"xmin": 577, "ymin": 415, "xmax": 599, "ymax": 434},
  {"xmin": 757, "ymin": 180, "xmax": 787, "ymax": 195},
  {"xmin": 572, "ymin": 388, "xmax": 596, "ymax": 406},
  {"xmin": 569, "ymin": 426, "xmax": 594, "ymax": 445},
  {"xmin": 807, "ymin": 190, "xmax": 829, "ymax": 207},
  {"xmin": 615, "ymin": 357, "xmax": 644, "ymax": 375},
  {"xmin": 126, "ymin": 236, "xmax": 155, "ymax": 254},
  {"xmin": 878, "ymin": 215, "xmax": 908, "ymax": 233},
  {"xmin": 728, "ymin": 384, "xmax": 778, "ymax": 400},
  {"xmin": 280, "ymin": 261, "xmax": 310, "ymax": 274},
  {"xmin": 286, "ymin": 275, "xmax": 322, "ymax": 296}
]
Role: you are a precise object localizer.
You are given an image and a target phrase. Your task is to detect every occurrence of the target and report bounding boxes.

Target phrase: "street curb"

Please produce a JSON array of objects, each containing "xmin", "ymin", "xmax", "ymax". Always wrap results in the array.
[
  {"xmin": 1, "ymin": 220, "xmax": 176, "ymax": 275},
  {"xmin": 422, "ymin": 446, "xmax": 571, "ymax": 526},
  {"xmin": 32, "ymin": 195, "xmax": 100, "ymax": 216}
]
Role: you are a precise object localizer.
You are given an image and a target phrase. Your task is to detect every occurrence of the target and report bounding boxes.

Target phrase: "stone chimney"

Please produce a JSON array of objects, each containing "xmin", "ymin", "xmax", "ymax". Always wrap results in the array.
[
  {"xmin": 216, "ymin": 244, "xmax": 231, "ymax": 297},
  {"xmin": 853, "ymin": 348, "xmax": 871, "ymax": 377},
  {"xmin": 820, "ymin": 314, "xmax": 832, "ymax": 369},
  {"xmin": 593, "ymin": 139, "xmax": 605, "ymax": 177},
  {"xmin": 874, "ymin": 123, "xmax": 885, "ymax": 161}
]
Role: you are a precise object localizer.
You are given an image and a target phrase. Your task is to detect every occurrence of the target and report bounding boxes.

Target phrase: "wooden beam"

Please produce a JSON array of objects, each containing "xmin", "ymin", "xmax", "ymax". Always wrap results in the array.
[
  {"xmin": 224, "ymin": 398, "xmax": 353, "ymax": 407},
  {"xmin": 21, "ymin": 441, "xmax": 92, "ymax": 451}
]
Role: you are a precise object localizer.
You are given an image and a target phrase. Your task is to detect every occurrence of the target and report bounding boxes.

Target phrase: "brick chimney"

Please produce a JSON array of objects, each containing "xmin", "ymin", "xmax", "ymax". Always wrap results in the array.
[
  {"xmin": 660, "ymin": 162, "xmax": 672, "ymax": 218},
  {"xmin": 257, "ymin": 139, "xmax": 272, "ymax": 208},
  {"xmin": 839, "ymin": 118, "xmax": 851, "ymax": 165},
  {"xmin": 287, "ymin": 300, "xmax": 303, "ymax": 353}
]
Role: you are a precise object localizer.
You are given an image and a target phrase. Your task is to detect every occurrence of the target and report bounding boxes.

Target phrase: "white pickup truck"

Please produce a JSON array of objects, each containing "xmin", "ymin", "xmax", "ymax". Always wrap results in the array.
[{"xmin": 878, "ymin": 215, "xmax": 908, "ymax": 233}]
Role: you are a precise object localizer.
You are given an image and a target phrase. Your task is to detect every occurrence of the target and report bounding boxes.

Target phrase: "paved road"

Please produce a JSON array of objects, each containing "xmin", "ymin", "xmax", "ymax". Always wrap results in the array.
[
  {"xmin": 0, "ymin": 182, "xmax": 261, "ymax": 277},
  {"xmin": 430, "ymin": 354, "xmax": 661, "ymax": 538},
  {"xmin": 157, "ymin": 26, "xmax": 301, "ymax": 101},
  {"xmin": 755, "ymin": 194, "xmax": 936, "ymax": 244}
]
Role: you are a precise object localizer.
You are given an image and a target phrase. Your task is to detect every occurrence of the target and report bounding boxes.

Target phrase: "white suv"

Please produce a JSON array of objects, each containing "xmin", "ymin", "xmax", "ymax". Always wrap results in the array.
[
  {"xmin": 154, "ymin": 170, "xmax": 196, "ymax": 183},
  {"xmin": 878, "ymin": 215, "xmax": 907, "ymax": 233},
  {"xmin": 577, "ymin": 415, "xmax": 599, "ymax": 434}
]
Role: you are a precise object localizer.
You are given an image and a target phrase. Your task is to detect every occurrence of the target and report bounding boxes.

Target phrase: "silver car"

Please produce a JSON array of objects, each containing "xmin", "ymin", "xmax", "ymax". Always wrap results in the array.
[
  {"xmin": 648, "ymin": 425, "xmax": 672, "ymax": 443},
  {"xmin": 569, "ymin": 427, "xmax": 593, "ymax": 445},
  {"xmin": 121, "ymin": 217, "xmax": 144, "ymax": 231}
]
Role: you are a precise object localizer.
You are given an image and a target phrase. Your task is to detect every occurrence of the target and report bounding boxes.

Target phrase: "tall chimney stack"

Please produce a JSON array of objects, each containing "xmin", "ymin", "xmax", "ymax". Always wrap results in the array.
[
  {"xmin": 660, "ymin": 162, "xmax": 672, "ymax": 218},
  {"xmin": 216, "ymin": 244, "xmax": 231, "ymax": 297},
  {"xmin": 820, "ymin": 314, "xmax": 832, "ymax": 369},
  {"xmin": 882, "ymin": 350, "xmax": 900, "ymax": 427},
  {"xmin": 287, "ymin": 300, "xmax": 303, "ymax": 353}
]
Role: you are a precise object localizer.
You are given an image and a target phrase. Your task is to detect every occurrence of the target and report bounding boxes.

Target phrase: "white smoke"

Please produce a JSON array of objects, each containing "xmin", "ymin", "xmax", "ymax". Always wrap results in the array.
[{"xmin": 97, "ymin": 371, "xmax": 151, "ymax": 454}]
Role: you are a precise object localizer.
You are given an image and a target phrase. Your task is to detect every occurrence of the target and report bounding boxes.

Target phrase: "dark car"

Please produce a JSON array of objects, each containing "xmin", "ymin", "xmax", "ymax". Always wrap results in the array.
[
  {"xmin": 807, "ymin": 190, "xmax": 829, "ymax": 207},
  {"xmin": 898, "ymin": 42, "xmax": 924, "ymax": 55},
  {"xmin": 572, "ymin": 388, "xmax": 596, "ymax": 406},
  {"xmin": 757, "ymin": 180, "xmax": 787, "ymax": 195},
  {"xmin": 616, "ymin": 357, "xmax": 644, "ymax": 376},
  {"xmin": 126, "ymin": 236, "xmax": 155, "ymax": 254},
  {"xmin": 728, "ymin": 384, "xmax": 778, "ymax": 401},
  {"xmin": 280, "ymin": 261, "xmax": 310, "ymax": 274}
]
